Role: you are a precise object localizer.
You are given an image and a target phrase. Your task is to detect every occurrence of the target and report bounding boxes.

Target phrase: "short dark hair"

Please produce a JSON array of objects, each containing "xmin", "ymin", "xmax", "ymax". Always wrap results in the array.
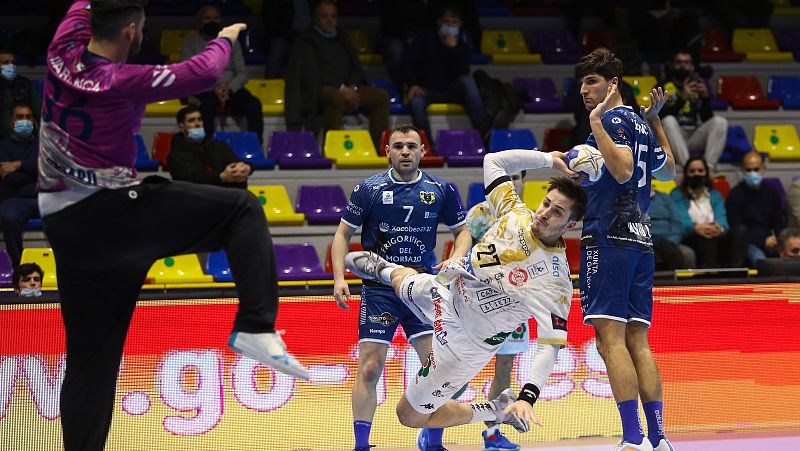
[
  {"xmin": 547, "ymin": 176, "xmax": 588, "ymax": 221},
  {"xmin": 671, "ymin": 49, "xmax": 693, "ymax": 62},
  {"xmin": 12, "ymin": 263, "xmax": 44, "ymax": 291},
  {"xmin": 389, "ymin": 123, "xmax": 421, "ymax": 140},
  {"xmin": 11, "ymin": 103, "xmax": 33, "ymax": 115},
  {"xmin": 438, "ymin": 2, "xmax": 462, "ymax": 19},
  {"xmin": 176, "ymin": 105, "xmax": 201, "ymax": 124},
  {"xmin": 778, "ymin": 228, "xmax": 800, "ymax": 250},
  {"xmin": 574, "ymin": 49, "xmax": 623, "ymax": 81},
  {"xmin": 678, "ymin": 157, "xmax": 711, "ymax": 199},
  {"xmin": 90, "ymin": 0, "xmax": 146, "ymax": 41}
]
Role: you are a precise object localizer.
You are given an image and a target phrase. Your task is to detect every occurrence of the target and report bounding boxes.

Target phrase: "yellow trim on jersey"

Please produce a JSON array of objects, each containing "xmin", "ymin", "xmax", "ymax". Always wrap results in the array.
[{"xmin": 537, "ymin": 338, "xmax": 567, "ymax": 345}]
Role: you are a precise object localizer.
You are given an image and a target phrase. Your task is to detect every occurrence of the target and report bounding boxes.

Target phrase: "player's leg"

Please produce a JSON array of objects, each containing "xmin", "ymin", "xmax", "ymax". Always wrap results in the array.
[
  {"xmin": 660, "ymin": 115, "xmax": 690, "ymax": 167},
  {"xmin": 482, "ymin": 353, "xmax": 521, "ymax": 451},
  {"xmin": 320, "ymin": 86, "xmax": 348, "ymax": 134},
  {"xmin": 686, "ymin": 115, "xmax": 727, "ymax": 172}
]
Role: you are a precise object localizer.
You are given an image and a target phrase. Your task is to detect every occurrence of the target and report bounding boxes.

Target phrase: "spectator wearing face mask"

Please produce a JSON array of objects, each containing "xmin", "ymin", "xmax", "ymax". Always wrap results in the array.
[
  {"xmin": 0, "ymin": 103, "xmax": 40, "ymax": 268},
  {"xmin": 670, "ymin": 157, "xmax": 747, "ymax": 268},
  {"xmin": 181, "ymin": 4, "xmax": 264, "ymax": 144},
  {"xmin": 0, "ymin": 49, "xmax": 42, "ymax": 140},
  {"xmin": 726, "ymin": 151, "xmax": 786, "ymax": 265},
  {"xmin": 12, "ymin": 262, "xmax": 43, "ymax": 297},
  {"xmin": 168, "ymin": 106, "xmax": 252, "ymax": 189}
]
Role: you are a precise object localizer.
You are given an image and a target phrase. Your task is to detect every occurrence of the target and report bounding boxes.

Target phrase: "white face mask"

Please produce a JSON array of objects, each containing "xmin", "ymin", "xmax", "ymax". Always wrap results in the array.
[
  {"xmin": 19, "ymin": 287, "xmax": 42, "ymax": 297},
  {"xmin": 1, "ymin": 64, "xmax": 16, "ymax": 81}
]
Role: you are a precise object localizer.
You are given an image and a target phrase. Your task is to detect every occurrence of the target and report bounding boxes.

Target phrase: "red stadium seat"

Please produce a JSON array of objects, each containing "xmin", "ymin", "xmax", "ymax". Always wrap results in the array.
[
  {"xmin": 543, "ymin": 128, "xmax": 574, "ymax": 153},
  {"xmin": 152, "ymin": 132, "xmax": 175, "ymax": 169},
  {"xmin": 378, "ymin": 129, "xmax": 445, "ymax": 167},
  {"xmin": 700, "ymin": 29, "xmax": 745, "ymax": 62},
  {"xmin": 717, "ymin": 76, "xmax": 781, "ymax": 110},
  {"xmin": 712, "ymin": 176, "xmax": 731, "ymax": 199},
  {"xmin": 325, "ymin": 242, "xmax": 363, "ymax": 279}
]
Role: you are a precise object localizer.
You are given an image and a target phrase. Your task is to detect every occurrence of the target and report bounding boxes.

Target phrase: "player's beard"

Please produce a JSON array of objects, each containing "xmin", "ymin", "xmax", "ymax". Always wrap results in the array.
[{"xmin": 128, "ymin": 34, "xmax": 143, "ymax": 60}]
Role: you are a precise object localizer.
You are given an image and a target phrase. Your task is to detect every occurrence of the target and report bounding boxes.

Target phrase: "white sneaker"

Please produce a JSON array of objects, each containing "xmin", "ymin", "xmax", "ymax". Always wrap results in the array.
[
  {"xmin": 228, "ymin": 331, "xmax": 310, "ymax": 380},
  {"xmin": 653, "ymin": 439, "xmax": 674, "ymax": 451},
  {"xmin": 613, "ymin": 438, "xmax": 653, "ymax": 451},
  {"xmin": 490, "ymin": 388, "xmax": 529, "ymax": 433},
  {"xmin": 344, "ymin": 251, "xmax": 399, "ymax": 284}
]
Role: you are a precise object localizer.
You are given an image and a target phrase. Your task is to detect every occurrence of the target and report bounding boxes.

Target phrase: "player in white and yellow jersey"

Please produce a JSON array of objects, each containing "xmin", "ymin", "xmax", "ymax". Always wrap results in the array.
[{"xmin": 345, "ymin": 149, "xmax": 587, "ymax": 437}]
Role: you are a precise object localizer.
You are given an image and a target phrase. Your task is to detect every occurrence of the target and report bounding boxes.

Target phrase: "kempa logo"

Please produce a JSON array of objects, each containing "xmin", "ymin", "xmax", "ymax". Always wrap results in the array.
[{"xmin": 517, "ymin": 228, "xmax": 531, "ymax": 256}]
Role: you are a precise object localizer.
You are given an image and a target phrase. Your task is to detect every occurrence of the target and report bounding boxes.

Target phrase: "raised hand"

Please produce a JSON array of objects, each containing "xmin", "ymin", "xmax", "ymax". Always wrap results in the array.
[{"xmin": 640, "ymin": 87, "xmax": 668, "ymax": 121}]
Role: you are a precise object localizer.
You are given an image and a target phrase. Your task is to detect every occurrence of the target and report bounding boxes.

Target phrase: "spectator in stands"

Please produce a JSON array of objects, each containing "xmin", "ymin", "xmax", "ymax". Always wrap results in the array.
[
  {"xmin": 261, "ymin": 0, "xmax": 311, "ymax": 78},
  {"xmin": 168, "ymin": 106, "xmax": 252, "ymax": 189},
  {"xmin": 285, "ymin": 0, "xmax": 390, "ymax": 147},
  {"xmin": 650, "ymin": 187, "xmax": 695, "ymax": 270},
  {"xmin": 12, "ymin": 262, "xmax": 43, "ymax": 297},
  {"xmin": 0, "ymin": 104, "xmax": 40, "ymax": 268},
  {"xmin": 787, "ymin": 178, "xmax": 800, "ymax": 229},
  {"xmin": 726, "ymin": 151, "xmax": 785, "ymax": 265},
  {"xmin": 0, "ymin": 49, "xmax": 42, "ymax": 140},
  {"xmin": 404, "ymin": 3, "xmax": 489, "ymax": 145},
  {"xmin": 777, "ymin": 228, "xmax": 800, "ymax": 260},
  {"xmin": 379, "ymin": 0, "xmax": 433, "ymax": 93},
  {"xmin": 182, "ymin": 5, "xmax": 264, "ymax": 144},
  {"xmin": 670, "ymin": 158, "xmax": 747, "ymax": 268},
  {"xmin": 659, "ymin": 50, "xmax": 727, "ymax": 171}
]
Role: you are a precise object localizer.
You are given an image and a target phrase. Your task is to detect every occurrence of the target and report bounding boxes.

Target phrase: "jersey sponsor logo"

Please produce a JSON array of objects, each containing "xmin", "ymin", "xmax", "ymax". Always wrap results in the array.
[
  {"xmin": 478, "ymin": 296, "xmax": 517, "ymax": 314},
  {"xmin": 431, "ymin": 287, "xmax": 448, "ymax": 345},
  {"xmin": 419, "ymin": 191, "xmax": 436, "ymax": 205},
  {"xmin": 382, "ymin": 191, "xmax": 393, "ymax": 204},
  {"xmin": 551, "ymin": 313, "xmax": 568, "ymax": 331},
  {"xmin": 416, "ymin": 351, "xmax": 436, "ymax": 383},
  {"xmin": 527, "ymin": 260, "xmax": 549, "ymax": 279},
  {"xmin": 381, "ymin": 224, "xmax": 434, "ymax": 233},
  {"xmin": 480, "ymin": 273, "xmax": 505, "ymax": 293},
  {"xmin": 611, "ymin": 117, "xmax": 622, "ymax": 124},
  {"xmin": 424, "ymin": 211, "xmax": 437, "ymax": 219},
  {"xmin": 585, "ymin": 247, "xmax": 599, "ymax": 291},
  {"xmin": 476, "ymin": 287, "xmax": 503, "ymax": 301},
  {"xmin": 431, "ymin": 389, "xmax": 444, "ymax": 397},
  {"xmin": 483, "ymin": 330, "xmax": 512, "ymax": 346},
  {"xmin": 551, "ymin": 256, "xmax": 562, "ymax": 278},
  {"xmin": 368, "ymin": 312, "xmax": 397, "ymax": 326},
  {"xmin": 627, "ymin": 222, "xmax": 652, "ymax": 238},
  {"xmin": 508, "ymin": 267, "xmax": 528, "ymax": 287},
  {"xmin": 345, "ymin": 202, "xmax": 363, "ymax": 216},
  {"xmin": 517, "ymin": 228, "xmax": 531, "ymax": 256},
  {"xmin": 379, "ymin": 222, "xmax": 390, "ymax": 232},
  {"xmin": 368, "ymin": 329, "xmax": 386, "ymax": 334}
]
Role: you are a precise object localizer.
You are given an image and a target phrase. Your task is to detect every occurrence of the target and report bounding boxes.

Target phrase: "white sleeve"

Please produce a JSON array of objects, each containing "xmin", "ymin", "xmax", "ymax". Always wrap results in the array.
[
  {"xmin": 526, "ymin": 342, "xmax": 560, "ymax": 390},
  {"xmin": 483, "ymin": 149, "xmax": 554, "ymax": 190}
]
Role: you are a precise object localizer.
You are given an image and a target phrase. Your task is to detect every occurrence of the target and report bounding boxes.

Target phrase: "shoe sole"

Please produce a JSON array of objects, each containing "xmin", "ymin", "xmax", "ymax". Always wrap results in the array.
[
  {"xmin": 228, "ymin": 332, "xmax": 311, "ymax": 381},
  {"xmin": 345, "ymin": 252, "xmax": 380, "ymax": 281}
]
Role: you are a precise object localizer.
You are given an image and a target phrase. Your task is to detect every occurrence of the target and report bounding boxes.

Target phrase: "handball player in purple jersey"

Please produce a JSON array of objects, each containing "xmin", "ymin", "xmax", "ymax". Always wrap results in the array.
[{"xmin": 40, "ymin": 2, "xmax": 308, "ymax": 450}]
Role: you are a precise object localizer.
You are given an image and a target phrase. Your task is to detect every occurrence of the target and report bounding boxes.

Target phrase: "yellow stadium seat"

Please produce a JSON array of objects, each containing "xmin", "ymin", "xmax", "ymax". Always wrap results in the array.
[
  {"xmin": 623, "ymin": 76, "xmax": 658, "ymax": 107},
  {"xmin": 753, "ymin": 125, "xmax": 800, "ymax": 162},
  {"xmin": 345, "ymin": 29, "xmax": 383, "ymax": 64},
  {"xmin": 147, "ymin": 254, "xmax": 213, "ymax": 284},
  {"xmin": 732, "ymin": 29, "xmax": 794, "ymax": 62},
  {"xmin": 651, "ymin": 178, "xmax": 677, "ymax": 195},
  {"xmin": 522, "ymin": 181, "xmax": 550, "ymax": 210},
  {"xmin": 481, "ymin": 30, "xmax": 542, "ymax": 64},
  {"xmin": 323, "ymin": 130, "xmax": 388, "ymax": 168},
  {"xmin": 144, "ymin": 99, "xmax": 183, "ymax": 117},
  {"xmin": 427, "ymin": 103, "xmax": 466, "ymax": 114},
  {"xmin": 20, "ymin": 248, "xmax": 57, "ymax": 288},
  {"xmin": 244, "ymin": 79, "xmax": 285, "ymax": 116},
  {"xmin": 160, "ymin": 29, "xmax": 196, "ymax": 63},
  {"xmin": 247, "ymin": 186, "xmax": 307, "ymax": 225}
]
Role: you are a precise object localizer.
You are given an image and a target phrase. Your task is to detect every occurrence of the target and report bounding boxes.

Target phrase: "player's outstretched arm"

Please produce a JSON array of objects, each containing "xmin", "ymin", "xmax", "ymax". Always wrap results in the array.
[
  {"xmin": 588, "ymin": 80, "xmax": 634, "ymax": 184},
  {"xmin": 331, "ymin": 222, "xmax": 357, "ymax": 309},
  {"xmin": 643, "ymin": 87, "xmax": 677, "ymax": 182}
]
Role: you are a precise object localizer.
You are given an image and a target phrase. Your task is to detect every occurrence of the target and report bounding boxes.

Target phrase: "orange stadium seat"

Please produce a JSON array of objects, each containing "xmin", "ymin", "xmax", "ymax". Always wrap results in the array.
[
  {"xmin": 442, "ymin": 240, "xmax": 455, "ymax": 261},
  {"xmin": 717, "ymin": 76, "xmax": 781, "ymax": 110},
  {"xmin": 564, "ymin": 237, "xmax": 580, "ymax": 275},
  {"xmin": 152, "ymin": 132, "xmax": 175, "ymax": 169},
  {"xmin": 325, "ymin": 242, "xmax": 363, "ymax": 279},
  {"xmin": 712, "ymin": 176, "xmax": 731, "ymax": 199}
]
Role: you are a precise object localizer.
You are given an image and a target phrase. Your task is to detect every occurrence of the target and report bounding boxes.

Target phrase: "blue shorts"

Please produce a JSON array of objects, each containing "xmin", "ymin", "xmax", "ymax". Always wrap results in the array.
[
  {"xmin": 359, "ymin": 284, "xmax": 433, "ymax": 344},
  {"xmin": 580, "ymin": 246, "xmax": 654, "ymax": 326}
]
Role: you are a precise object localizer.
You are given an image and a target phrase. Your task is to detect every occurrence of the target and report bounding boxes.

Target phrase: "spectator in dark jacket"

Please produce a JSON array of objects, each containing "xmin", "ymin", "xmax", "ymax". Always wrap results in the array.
[
  {"xmin": 0, "ymin": 104, "xmax": 40, "ymax": 267},
  {"xmin": 0, "ymin": 50, "xmax": 42, "ymax": 140},
  {"xmin": 168, "ymin": 106, "xmax": 252, "ymax": 190},
  {"xmin": 262, "ymin": 0, "xmax": 311, "ymax": 78}
]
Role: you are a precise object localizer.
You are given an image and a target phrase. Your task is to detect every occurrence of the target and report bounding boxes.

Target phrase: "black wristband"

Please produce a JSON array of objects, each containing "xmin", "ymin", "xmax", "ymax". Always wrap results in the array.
[{"xmin": 518, "ymin": 383, "xmax": 540, "ymax": 405}]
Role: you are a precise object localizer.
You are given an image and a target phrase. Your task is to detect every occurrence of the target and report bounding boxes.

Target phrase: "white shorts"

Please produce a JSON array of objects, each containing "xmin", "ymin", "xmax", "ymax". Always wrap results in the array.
[
  {"xmin": 399, "ymin": 273, "xmax": 497, "ymax": 414},
  {"xmin": 496, "ymin": 323, "xmax": 530, "ymax": 355}
]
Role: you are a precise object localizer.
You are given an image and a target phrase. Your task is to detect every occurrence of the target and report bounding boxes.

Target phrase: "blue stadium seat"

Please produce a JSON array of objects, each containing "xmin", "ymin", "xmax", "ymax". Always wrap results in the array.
[
  {"xmin": 489, "ymin": 129, "xmax": 538, "ymax": 152},
  {"xmin": 371, "ymin": 79, "xmax": 408, "ymax": 114},
  {"xmin": 768, "ymin": 76, "xmax": 800, "ymax": 109},
  {"xmin": 213, "ymin": 131, "xmax": 276, "ymax": 169},
  {"xmin": 134, "ymin": 134, "xmax": 159, "ymax": 171},
  {"xmin": 719, "ymin": 125, "xmax": 753, "ymax": 163},
  {"xmin": 467, "ymin": 182, "xmax": 486, "ymax": 209},
  {"xmin": 205, "ymin": 251, "xmax": 233, "ymax": 282}
]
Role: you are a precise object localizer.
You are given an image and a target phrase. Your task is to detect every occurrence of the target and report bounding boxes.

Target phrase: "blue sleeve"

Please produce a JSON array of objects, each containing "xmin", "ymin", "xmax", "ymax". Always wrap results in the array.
[
  {"xmin": 441, "ymin": 182, "xmax": 466, "ymax": 228},
  {"xmin": 341, "ymin": 181, "xmax": 371, "ymax": 229},
  {"xmin": 670, "ymin": 188, "xmax": 694, "ymax": 237},
  {"xmin": 710, "ymin": 190, "xmax": 729, "ymax": 233},
  {"xmin": 650, "ymin": 132, "xmax": 667, "ymax": 172},
  {"xmin": 601, "ymin": 111, "xmax": 634, "ymax": 150}
]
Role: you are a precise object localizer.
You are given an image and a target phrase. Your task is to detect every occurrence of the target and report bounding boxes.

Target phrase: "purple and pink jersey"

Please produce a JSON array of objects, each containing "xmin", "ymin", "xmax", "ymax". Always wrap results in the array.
[{"xmin": 38, "ymin": 0, "xmax": 232, "ymax": 215}]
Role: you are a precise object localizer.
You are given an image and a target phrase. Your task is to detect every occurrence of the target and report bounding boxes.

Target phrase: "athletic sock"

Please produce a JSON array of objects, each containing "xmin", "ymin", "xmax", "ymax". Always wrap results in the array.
[
  {"xmin": 484, "ymin": 424, "xmax": 500, "ymax": 436},
  {"xmin": 426, "ymin": 427, "xmax": 444, "ymax": 446},
  {"xmin": 617, "ymin": 399, "xmax": 645, "ymax": 444},
  {"xmin": 354, "ymin": 420, "xmax": 372, "ymax": 448},
  {"xmin": 643, "ymin": 401, "xmax": 666, "ymax": 445},
  {"xmin": 469, "ymin": 402, "xmax": 498, "ymax": 423},
  {"xmin": 378, "ymin": 267, "xmax": 396, "ymax": 285}
]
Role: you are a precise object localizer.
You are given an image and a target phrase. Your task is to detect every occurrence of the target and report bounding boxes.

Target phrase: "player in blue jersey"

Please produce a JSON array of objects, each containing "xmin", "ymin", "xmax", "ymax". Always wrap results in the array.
[
  {"xmin": 575, "ymin": 50, "xmax": 676, "ymax": 451},
  {"xmin": 332, "ymin": 124, "xmax": 472, "ymax": 451}
]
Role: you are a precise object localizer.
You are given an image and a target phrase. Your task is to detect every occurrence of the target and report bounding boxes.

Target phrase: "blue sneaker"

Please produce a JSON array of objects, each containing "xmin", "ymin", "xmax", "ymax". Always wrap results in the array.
[
  {"xmin": 483, "ymin": 428, "xmax": 520, "ymax": 451},
  {"xmin": 353, "ymin": 446, "xmax": 375, "ymax": 451},
  {"xmin": 417, "ymin": 429, "xmax": 448, "ymax": 450}
]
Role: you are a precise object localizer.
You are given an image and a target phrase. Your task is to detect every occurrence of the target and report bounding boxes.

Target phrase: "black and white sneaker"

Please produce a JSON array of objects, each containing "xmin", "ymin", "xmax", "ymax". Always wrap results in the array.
[
  {"xmin": 344, "ymin": 251, "xmax": 400, "ymax": 284},
  {"xmin": 490, "ymin": 388, "xmax": 530, "ymax": 433}
]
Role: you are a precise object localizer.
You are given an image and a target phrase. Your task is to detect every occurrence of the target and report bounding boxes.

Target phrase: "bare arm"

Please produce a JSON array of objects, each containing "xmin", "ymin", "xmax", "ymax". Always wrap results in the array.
[
  {"xmin": 589, "ymin": 80, "xmax": 634, "ymax": 183},
  {"xmin": 642, "ymin": 87, "xmax": 677, "ymax": 182},
  {"xmin": 432, "ymin": 224, "xmax": 472, "ymax": 270},
  {"xmin": 331, "ymin": 221, "xmax": 357, "ymax": 309}
]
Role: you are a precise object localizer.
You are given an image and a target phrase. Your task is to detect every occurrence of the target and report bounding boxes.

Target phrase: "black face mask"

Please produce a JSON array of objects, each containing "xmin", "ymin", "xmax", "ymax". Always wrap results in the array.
[
  {"xmin": 672, "ymin": 68, "xmax": 690, "ymax": 81},
  {"xmin": 200, "ymin": 21, "xmax": 223, "ymax": 38},
  {"xmin": 687, "ymin": 175, "xmax": 706, "ymax": 189}
]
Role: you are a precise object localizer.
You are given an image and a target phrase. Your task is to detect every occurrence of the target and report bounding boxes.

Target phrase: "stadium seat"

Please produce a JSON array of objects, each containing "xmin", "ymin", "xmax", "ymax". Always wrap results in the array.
[
  {"xmin": 268, "ymin": 131, "xmax": 333, "ymax": 169},
  {"xmin": 753, "ymin": 125, "xmax": 800, "ymax": 161},
  {"xmin": 378, "ymin": 129, "xmax": 444, "ymax": 168},
  {"xmin": 489, "ymin": 129, "xmax": 538, "ymax": 152},
  {"xmin": 134, "ymin": 134, "xmax": 159, "ymax": 171},
  {"xmin": 711, "ymin": 176, "xmax": 731, "ymax": 199},
  {"xmin": 528, "ymin": 30, "xmax": 581, "ymax": 64},
  {"xmin": 467, "ymin": 182, "xmax": 486, "ymax": 209},
  {"xmin": 700, "ymin": 29, "xmax": 745, "ymax": 62},
  {"xmin": 581, "ymin": 30, "xmax": 617, "ymax": 54},
  {"xmin": 371, "ymin": 79, "xmax": 408, "ymax": 114},
  {"xmin": 731, "ymin": 29, "xmax": 793, "ymax": 62},
  {"xmin": 323, "ymin": 130, "xmax": 388, "ymax": 168},
  {"xmin": 778, "ymin": 29, "xmax": 800, "ymax": 61},
  {"xmin": 243, "ymin": 79, "xmax": 285, "ymax": 116},
  {"xmin": 0, "ymin": 251, "xmax": 12, "ymax": 288},
  {"xmin": 512, "ymin": 78, "xmax": 563, "ymax": 113},
  {"xmin": 767, "ymin": 76, "xmax": 800, "ymax": 109},
  {"xmin": 295, "ymin": 185, "xmax": 347, "ymax": 225},
  {"xmin": 436, "ymin": 129, "xmax": 486, "ymax": 166},
  {"xmin": 564, "ymin": 237, "xmax": 580, "ymax": 275},
  {"xmin": 145, "ymin": 98, "xmax": 183, "ymax": 117},
  {"xmin": 20, "ymin": 248, "xmax": 57, "ymax": 288},
  {"xmin": 427, "ymin": 103, "xmax": 466, "ymax": 114},
  {"xmin": 522, "ymin": 181, "xmax": 549, "ymax": 210},
  {"xmin": 160, "ymin": 29, "xmax": 195, "ymax": 63},
  {"xmin": 705, "ymin": 78, "xmax": 730, "ymax": 111},
  {"xmin": 213, "ymin": 131, "xmax": 276, "ymax": 169},
  {"xmin": 622, "ymin": 76, "xmax": 658, "ymax": 107},
  {"xmin": 205, "ymin": 251, "xmax": 233, "ymax": 283},
  {"xmin": 543, "ymin": 128, "xmax": 573, "ymax": 153},
  {"xmin": 325, "ymin": 242, "xmax": 363, "ymax": 279},
  {"xmin": 442, "ymin": 240, "xmax": 455, "ymax": 260},
  {"xmin": 147, "ymin": 254, "xmax": 213, "ymax": 284},
  {"xmin": 720, "ymin": 125, "xmax": 753, "ymax": 163},
  {"xmin": 651, "ymin": 179, "xmax": 677, "ymax": 195},
  {"xmin": 248, "ymin": 185, "xmax": 306, "ymax": 225},
  {"xmin": 274, "ymin": 243, "xmax": 332, "ymax": 281},
  {"xmin": 24, "ymin": 219, "xmax": 42, "ymax": 230},
  {"xmin": 345, "ymin": 29, "xmax": 383, "ymax": 64},
  {"xmin": 481, "ymin": 30, "xmax": 542, "ymax": 64},
  {"xmin": 717, "ymin": 76, "xmax": 781, "ymax": 110},
  {"xmin": 152, "ymin": 132, "xmax": 176, "ymax": 169}
]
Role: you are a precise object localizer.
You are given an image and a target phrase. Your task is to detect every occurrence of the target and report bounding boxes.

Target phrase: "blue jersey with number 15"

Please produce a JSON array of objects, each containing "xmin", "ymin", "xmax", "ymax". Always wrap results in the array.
[{"xmin": 582, "ymin": 105, "xmax": 667, "ymax": 252}]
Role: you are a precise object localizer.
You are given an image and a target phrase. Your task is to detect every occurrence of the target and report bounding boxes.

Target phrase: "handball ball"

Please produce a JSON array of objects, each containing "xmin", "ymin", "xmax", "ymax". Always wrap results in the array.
[{"xmin": 563, "ymin": 144, "xmax": 605, "ymax": 185}]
